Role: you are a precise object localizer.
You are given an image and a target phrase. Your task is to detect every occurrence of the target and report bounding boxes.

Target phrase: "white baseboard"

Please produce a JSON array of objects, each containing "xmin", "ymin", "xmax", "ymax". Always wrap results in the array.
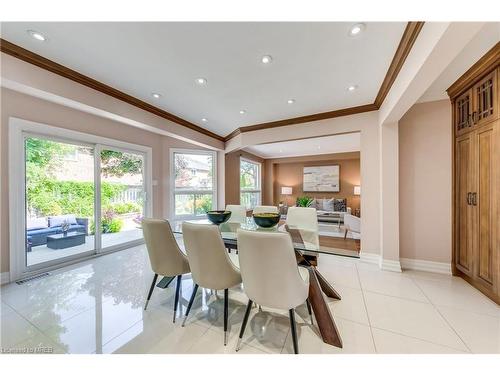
[
  {"xmin": 359, "ymin": 252, "xmax": 380, "ymax": 265},
  {"xmin": 360, "ymin": 252, "xmax": 402, "ymax": 272},
  {"xmin": 380, "ymin": 259, "xmax": 402, "ymax": 273},
  {"xmin": 1, "ymin": 272, "xmax": 11, "ymax": 285},
  {"xmin": 400, "ymin": 258, "xmax": 452, "ymax": 275}
]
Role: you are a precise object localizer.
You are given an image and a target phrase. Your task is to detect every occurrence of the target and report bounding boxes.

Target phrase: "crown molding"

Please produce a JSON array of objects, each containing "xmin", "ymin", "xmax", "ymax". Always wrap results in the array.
[
  {"xmin": 224, "ymin": 21, "xmax": 424, "ymax": 141},
  {"xmin": 0, "ymin": 38, "xmax": 225, "ymax": 142},
  {"xmin": 447, "ymin": 41, "xmax": 500, "ymax": 99},
  {"xmin": 0, "ymin": 22, "xmax": 425, "ymax": 145}
]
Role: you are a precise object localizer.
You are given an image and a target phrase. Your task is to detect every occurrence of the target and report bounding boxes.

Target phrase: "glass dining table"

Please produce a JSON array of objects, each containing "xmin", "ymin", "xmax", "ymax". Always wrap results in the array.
[{"xmin": 171, "ymin": 218, "xmax": 344, "ymax": 348}]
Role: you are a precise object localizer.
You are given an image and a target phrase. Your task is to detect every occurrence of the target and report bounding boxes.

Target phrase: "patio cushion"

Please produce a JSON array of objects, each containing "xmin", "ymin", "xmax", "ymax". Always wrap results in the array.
[
  {"xmin": 49, "ymin": 214, "xmax": 78, "ymax": 227},
  {"xmin": 26, "ymin": 217, "xmax": 48, "ymax": 230}
]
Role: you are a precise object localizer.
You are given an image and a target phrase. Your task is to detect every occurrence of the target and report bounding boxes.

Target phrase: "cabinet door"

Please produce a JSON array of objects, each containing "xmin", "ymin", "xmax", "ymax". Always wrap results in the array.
[
  {"xmin": 474, "ymin": 123, "xmax": 498, "ymax": 292},
  {"xmin": 473, "ymin": 69, "xmax": 498, "ymax": 127},
  {"xmin": 454, "ymin": 89, "xmax": 473, "ymax": 136},
  {"xmin": 455, "ymin": 133, "xmax": 475, "ymax": 276}
]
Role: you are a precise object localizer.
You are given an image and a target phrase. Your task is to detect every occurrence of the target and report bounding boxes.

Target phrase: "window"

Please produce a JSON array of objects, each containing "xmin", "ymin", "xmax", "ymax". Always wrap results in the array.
[
  {"xmin": 172, "ymin": 150, "xmax": 216, "ymax": 219},
  {"xmin": 240, "ymin": 158, "xmax": 261, "ymax": 209}
]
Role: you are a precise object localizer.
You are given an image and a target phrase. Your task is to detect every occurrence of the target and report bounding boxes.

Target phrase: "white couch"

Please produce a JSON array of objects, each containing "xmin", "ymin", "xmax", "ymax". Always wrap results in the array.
[{"xmin": 343, "ymin": 214, "xmax": 361, "ymax": 239}]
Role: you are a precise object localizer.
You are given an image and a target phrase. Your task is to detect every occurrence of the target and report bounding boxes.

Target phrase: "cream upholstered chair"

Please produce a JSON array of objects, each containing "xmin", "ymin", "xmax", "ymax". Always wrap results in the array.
[
  {"xmin": 181, "ymin": 222, "xmax": 242, "ymax": 345},
  {"xmin": 344, "ymin": 214, "xmax": 361, "ymax": 239},
  {"xmin": 226, "ymin": 204, "xmax": 247, "ymax": 223},
  {"xmin": 236, "ymin": 229, "xmax": 311, "ymax": 354},
  {"xmin": 285, "ymin": 206, "xmax": 320, "ymax": 250},
  {"xmin": 142, "ymin": 218, "xmax": 191, "ymax": 322},
  {"xmin": 252, "ymin": 205, "xmax": 279, "ymax": 214}
]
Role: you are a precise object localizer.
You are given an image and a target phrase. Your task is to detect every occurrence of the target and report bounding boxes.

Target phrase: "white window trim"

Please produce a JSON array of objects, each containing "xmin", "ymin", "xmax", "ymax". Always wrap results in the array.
[
  {"xmin": 239, "ymin": 157, "xmax": 262, "ymax": 208},
  {"xmin": 8, "ymin": 117, "xmax": 153, "ymax": 282},
  {"xmin": 170, "ymin": 148, "xmax": 217, "ymax": 220}
]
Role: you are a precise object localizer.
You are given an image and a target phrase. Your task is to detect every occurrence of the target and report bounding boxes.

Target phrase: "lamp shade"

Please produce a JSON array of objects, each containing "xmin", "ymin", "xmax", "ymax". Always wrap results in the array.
[
  {"xmin": 354, "ymin": 185, "xmax": 361, "ymax": 196},
  {"xmin": 281, "ymin": 186, "xmax": 293, "ymax": 195}
]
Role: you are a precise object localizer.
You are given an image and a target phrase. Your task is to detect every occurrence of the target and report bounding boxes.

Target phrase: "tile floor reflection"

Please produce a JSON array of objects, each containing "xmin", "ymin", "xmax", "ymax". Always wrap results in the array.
[{"xmin": 1, "ymin": 242, "xmax": 500, "ymax": 354}]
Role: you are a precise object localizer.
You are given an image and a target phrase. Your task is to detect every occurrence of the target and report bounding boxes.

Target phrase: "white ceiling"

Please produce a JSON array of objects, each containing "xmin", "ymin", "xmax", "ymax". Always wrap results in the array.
[
  {"xmin": 244, "ymin": 132, "xmax": 360, "ymax": 159},
  {"xmin": 418, "ymin": 22, "xmax": 500, "ymax": 103},
  {"xmin": 1, "ymin": 22, "xmax": 406, "ymax": 137}
]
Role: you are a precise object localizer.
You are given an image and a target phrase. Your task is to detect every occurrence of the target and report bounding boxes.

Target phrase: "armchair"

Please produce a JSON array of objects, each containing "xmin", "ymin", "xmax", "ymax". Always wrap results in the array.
[{"xmin": 343, "ymin": 214, "xmax": 361, "ymax": 239}]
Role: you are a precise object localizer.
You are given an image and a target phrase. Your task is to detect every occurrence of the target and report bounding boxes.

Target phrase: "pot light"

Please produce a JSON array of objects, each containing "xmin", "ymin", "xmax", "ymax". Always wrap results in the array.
[
  {"xmin": 348, "ymin": 85, "xmax": 358, "ymax": 92},
  {"xmin": 201, "ymin": 118, "xmax": 208, "ymax": 122},
  {"xmin": 348, "ymin": 23, "xmax": 365, "ymax": 37},
  {"xmin": 287, "ymin": 99, "xmax": 295, "ymax": 104},
  {"xmin": 261, "ymin": 55, "xmax": 273, "ymax": 64},
  {"xmin": 239, "ymin": 110, "xmax": 246, "ymax": 114},
  {"xmin": 196, "ymin": 78, "xmax": 207, "ymax": 85},
  {"xmin": 151, "ymin": 93, "xmax": 162, "ymax": 99},
  {"xmin": 27, "ymin": 30, "xmax": 46, "ymax": 41}
]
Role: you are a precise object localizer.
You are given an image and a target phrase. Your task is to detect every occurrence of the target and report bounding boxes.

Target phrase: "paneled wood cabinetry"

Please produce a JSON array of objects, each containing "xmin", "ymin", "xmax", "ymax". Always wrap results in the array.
[{"xmin": 448, "ymin": 44, "xmax": 499, "ymax": 304}]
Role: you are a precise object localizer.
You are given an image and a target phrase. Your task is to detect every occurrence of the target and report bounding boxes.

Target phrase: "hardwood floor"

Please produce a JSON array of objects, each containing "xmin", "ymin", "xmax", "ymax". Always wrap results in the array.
[{"xmin": 320, "ymin": 235, "xmax": 361, "ymax": 252}]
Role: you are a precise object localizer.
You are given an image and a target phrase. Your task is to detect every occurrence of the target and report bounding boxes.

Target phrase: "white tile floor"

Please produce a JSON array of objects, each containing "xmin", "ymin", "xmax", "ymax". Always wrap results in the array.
[{"xmin": 1, "ymin": 243, "xmax": 499, "ymax": 354}]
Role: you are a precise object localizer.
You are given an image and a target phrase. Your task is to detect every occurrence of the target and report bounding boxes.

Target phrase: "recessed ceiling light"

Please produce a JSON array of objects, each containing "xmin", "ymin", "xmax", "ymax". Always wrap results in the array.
[
  {"xmin": 348, "ymin": 23, "xmax": 365, "ymax": 37},
  {"xmin": 27, "ymin": 30, "xmax": 46, "ymax": 41},
  {"xmin": 239, "ymin": 110, "xmax": 246, "ymax": 114},
  {"xmin": 279, "ymin": 149, "xmax": 283, "ymax": 153},
  {"xmin": 318, "ymin": 145, "xmax": 321, "ymax": 150},
  {"xmin": 201, "ymin": 118, "xmax": 208, "ymax": 122},
  {"xmin": 347, "ymin": 85, "xmax": 358, "ymax": 92},
  {"xmin": 287, "ymin": 99, "xmax": 295, "ymax": 104},
  {"xmin": 261, "ymin": 55, "xmax": 273, "ymax": 64},
  {"xmin": 151, "ymin": 93, "xmax": 161, "ymax": 99},
  {"xmin": 196, "ymin": 78, "xmax": 207, "ymax": 85}
]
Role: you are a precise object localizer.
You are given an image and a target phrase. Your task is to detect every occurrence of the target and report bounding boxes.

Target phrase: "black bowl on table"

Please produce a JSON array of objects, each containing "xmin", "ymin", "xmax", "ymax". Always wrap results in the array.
[
  {"xmin": 253, "ymin": 212, "xmax": 280, "ymax": 228},
  {"xmin": 206, "ymin": 210, "xmax": 232, "ymax": 224}
]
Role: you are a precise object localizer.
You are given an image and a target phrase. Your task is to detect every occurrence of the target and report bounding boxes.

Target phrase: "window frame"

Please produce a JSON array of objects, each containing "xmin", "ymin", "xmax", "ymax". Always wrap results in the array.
[
  {"xmin": 239, "ymin": 157, "xmax": 262, "ymax": 209},
  {"xmin": 170, "ymin": 148, "xmax": 217, "ymax": 220}
]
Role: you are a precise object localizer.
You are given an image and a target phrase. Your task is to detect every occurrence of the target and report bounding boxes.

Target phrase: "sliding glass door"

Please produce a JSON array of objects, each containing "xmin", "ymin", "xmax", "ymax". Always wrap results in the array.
[
  {"xmin": 100, "ymin": 148, "xmax": 145, "ymax": 250},
  {"xmin": 25, "ymin": 136, "xmax": 96, "ymax": 267},
  {"xmin": 20, "ymin": 131, "xmax": 150, "ymax": 274}
]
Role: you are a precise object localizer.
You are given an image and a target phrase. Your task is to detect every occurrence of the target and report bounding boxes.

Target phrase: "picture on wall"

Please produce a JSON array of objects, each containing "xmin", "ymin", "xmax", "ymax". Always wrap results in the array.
[{"xmin": 303, "ymin": 165, "xmax": 340, "ymax": 192}]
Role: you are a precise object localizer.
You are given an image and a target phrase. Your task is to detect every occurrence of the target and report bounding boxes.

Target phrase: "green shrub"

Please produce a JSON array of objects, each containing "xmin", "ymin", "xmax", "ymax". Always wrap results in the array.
[{"xmin": 109, "ymin": 202, "xmax": 142, "ymax": 215}]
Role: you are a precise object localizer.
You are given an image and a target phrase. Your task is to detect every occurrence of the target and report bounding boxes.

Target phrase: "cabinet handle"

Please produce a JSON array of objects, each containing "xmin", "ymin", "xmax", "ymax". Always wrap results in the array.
[
  {"xmin": 466, "ymin": 192, "xmax": 471, "ymax": 205},
  {"xmin": 472, "ymin": 192, "xmax": 477, "ymax": 206}
]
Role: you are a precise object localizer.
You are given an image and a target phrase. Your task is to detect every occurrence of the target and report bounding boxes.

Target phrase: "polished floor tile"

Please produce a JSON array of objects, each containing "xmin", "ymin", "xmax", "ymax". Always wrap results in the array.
[
  {"xmin": 364, "ymin": 291, "xmax": 468, "ymax": 351},
  {"xmin": 2, "ymin": 243, "xmax": 500, "ymax": 354},
  {"xmin": 437, "ymin": 305, "xmax": 500, "ymax": 353},
  {"xmin": 372, "ymin": 328, "xmax": 467, "ymax": 354}
]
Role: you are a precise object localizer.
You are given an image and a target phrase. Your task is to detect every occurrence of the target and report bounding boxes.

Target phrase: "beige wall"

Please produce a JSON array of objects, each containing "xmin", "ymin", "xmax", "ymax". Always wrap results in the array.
[
  {"xmin": 224, "ymin": 150, "xmax": 265, "ymax": 206},
  {"xmin": 399, "ymin": 100, "xmax": 452, "ymax": 263},
  {"xmin": 0, "ymin": 88, "xmax": 215, "ymax": 273},
  {"xmin": 265, "ymin": 152, "xmax": 360, "ymax": 212}
]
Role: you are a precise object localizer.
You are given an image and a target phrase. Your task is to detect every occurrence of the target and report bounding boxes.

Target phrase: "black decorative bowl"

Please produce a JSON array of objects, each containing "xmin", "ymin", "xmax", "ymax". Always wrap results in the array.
[
  {"xmin": 206, "ymin": 210, "xmax": 232, "ymax": 224},
  {"xmin": 253, "ymin": 213, "xmax": 280, "ymax": 228}
]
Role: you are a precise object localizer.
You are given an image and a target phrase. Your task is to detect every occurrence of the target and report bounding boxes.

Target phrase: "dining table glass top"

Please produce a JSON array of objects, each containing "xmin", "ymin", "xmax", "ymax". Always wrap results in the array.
[{"xmin": 171, "ymin": 217, "xmax": 346, "ymax": 257}]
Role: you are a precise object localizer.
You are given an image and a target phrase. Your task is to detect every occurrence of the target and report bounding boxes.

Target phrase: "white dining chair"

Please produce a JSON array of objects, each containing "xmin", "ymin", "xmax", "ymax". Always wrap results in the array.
[
  {"xmin": 142, "ymin": 218, "xmax": 191, "ymax": 322},
  {"xmin": 236, "ymin": 229, "xmax": 311, "ymax": 354},
  {"xmin": 252, "ymin": 205, "xmax": 279, "ymax": 214},
  {"xmin": 181, "ymin": 222, "xmax": 242, "ymax": 345},
  {"xmin": 285, "ymin": 206, "xmax": 320, "ymax": 249},
  {"xmin": 226, "ymin": 204, "xmax": 247, "ymax": 223}
]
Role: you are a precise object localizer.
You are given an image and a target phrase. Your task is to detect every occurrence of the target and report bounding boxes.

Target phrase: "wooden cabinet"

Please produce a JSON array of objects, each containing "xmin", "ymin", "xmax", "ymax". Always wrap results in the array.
[{"xmin": 449, "ymin": 45, "xmax": 499, "ymax": 304}]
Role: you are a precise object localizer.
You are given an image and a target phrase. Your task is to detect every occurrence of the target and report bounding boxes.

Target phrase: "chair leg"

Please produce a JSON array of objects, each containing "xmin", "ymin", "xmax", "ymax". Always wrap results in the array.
[
  {"xmin": 305, "ymin": 298, "xmax": 313, "ymax": 326},
  {"xmin": 289, "ymin": 308, "xmax": 299, "ymax": 354},
  {"xmin": 173, "ymin": 274, "xmax": 182, "ymax": 323},
  {"xmin": 181, "ymin": 283, "xmax": 199, "ymax": 327},
  {"xmin": 144, "ymin": 273, "xmax": 158, "ymax": 310},
  {"xmin": 224, "ymin": 288, "xmax": 229, "ymax": 345},
  {"xmin": 236, "ymin": 299, "xmax": 253, "ymax": 352},
  {"xmin": 344, "ymin": 228, "xmax": 348, "ymax": 239}
]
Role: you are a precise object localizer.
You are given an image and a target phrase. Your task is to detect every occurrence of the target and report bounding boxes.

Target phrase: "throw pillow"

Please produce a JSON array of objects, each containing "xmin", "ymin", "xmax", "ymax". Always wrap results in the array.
[
  {"xmin": 49, "ymin": 214, "xmax": 78, "ymax": 228},
  {"xmin": 322, "ymin": 198, "xmax": 334, "ymax": 211},
  {"xmin": 333, "ymin": 198, "xmax": 347, "ymax": 212},
  {"xmin": 26, "ymin": 217, "xmax": 48, "ymax": 230}
]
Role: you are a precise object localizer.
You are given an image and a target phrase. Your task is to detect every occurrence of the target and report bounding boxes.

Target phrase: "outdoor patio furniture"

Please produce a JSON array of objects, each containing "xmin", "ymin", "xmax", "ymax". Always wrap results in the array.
[{"xmin": 46, "ymin": 232, "xmax": 86, "ymax": 249}]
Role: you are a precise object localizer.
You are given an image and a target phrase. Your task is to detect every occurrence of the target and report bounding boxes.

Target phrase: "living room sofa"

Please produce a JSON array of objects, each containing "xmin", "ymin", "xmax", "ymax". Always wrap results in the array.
[
  {"xmin": 26, "ymin": 215, "xmax": 89, "ymax": 251},
  {"xmin": 309, "ymin": 198, "xmax": 351, "ymax": 224}
]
